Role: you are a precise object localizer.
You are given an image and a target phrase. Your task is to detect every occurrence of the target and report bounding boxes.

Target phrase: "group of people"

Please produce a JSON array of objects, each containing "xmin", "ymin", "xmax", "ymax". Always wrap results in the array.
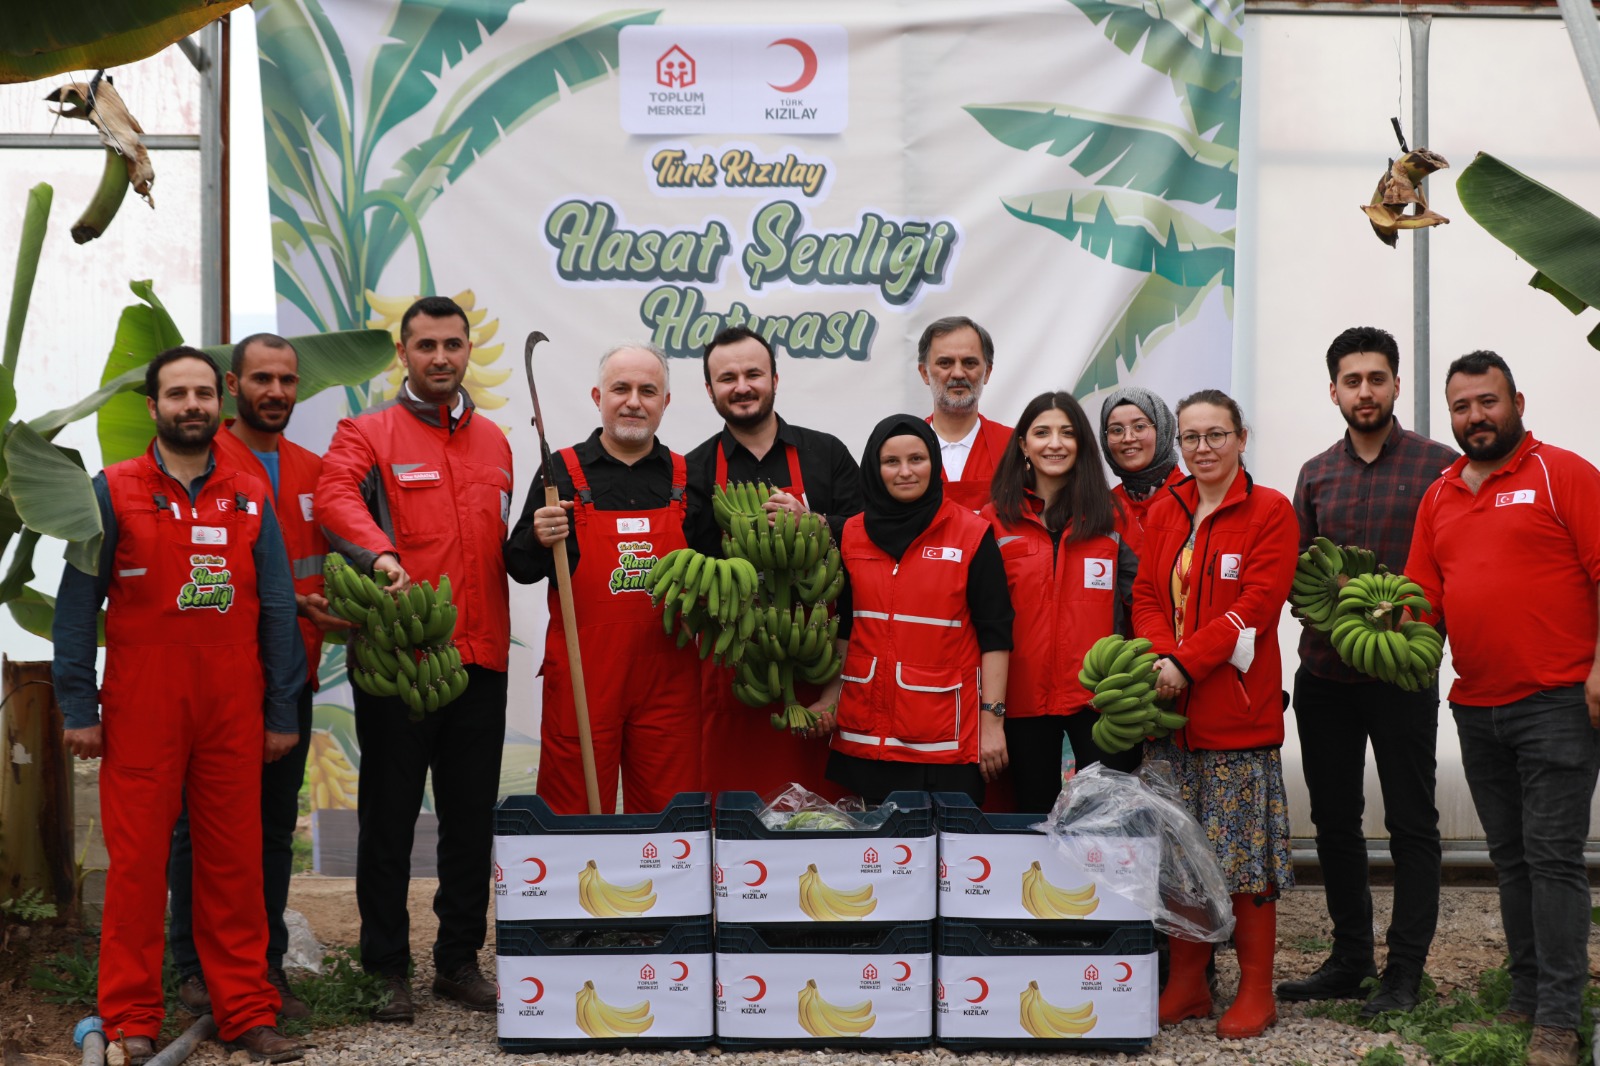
[{"xmin": 53, "ymin": 301, "xmax": 1600, "ymax": 1066}]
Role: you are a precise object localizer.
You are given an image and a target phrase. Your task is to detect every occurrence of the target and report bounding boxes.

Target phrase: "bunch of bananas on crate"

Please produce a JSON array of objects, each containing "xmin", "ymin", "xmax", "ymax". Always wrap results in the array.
[
  {"xmin": 577, "ymin": 859, "xmax": 656, "ymax": 917},
  {"xmin": 798, "ymin": 979, "xmax": 876, "ymax": 1038},
  {"xmin": 797, "ymin": 863, "xmax": 877, "ymax": 920},
  {"xmin": 575, "ymin": 981, "xmax": 654, "ymax": 1038},
  {"xmin": 324, "ymin": 552, "xmax": 468, "ymax": 718},
  {"xmin": 1291, "ymin": 536, "xmax": 1381, "ymax": 631},
  {"xmin": 1330, "ymin": 570, "xmax": 1443, "ymax": 690},
  {"xmin": 1079, "ymin": 634, "xmax": 1188, "ymax": 753},
  {"xmin": 1019, "ymin": 981, "xmax": 1098, "ymax": 1039}
]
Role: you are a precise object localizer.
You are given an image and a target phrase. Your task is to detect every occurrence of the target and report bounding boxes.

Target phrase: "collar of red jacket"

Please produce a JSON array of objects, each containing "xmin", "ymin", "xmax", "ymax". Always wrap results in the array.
[
  {"xmin": 395, "ymin": 384, "xmax": 475, "ymax": 430},
  {"xmin": 1163, "ymin": 464, "xmax": 1255, "ymax": 520},
  {"xmin": 1441, "ymin": 429, "xmax": 1539, "ymax": 486}
]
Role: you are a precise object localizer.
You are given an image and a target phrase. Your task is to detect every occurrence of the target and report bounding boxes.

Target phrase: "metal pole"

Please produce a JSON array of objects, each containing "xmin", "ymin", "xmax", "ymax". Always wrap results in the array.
[
  {"xmin": 199, "ymin": 21, "xmax": 223, "ymax": 347},
  {"xmin": 1555, "ymin": 0, "xmax": 1600, "ymax": 125},
  {"xmin": 1410, "ymin": 14, "xmax": 1431, "ymax": 437}
]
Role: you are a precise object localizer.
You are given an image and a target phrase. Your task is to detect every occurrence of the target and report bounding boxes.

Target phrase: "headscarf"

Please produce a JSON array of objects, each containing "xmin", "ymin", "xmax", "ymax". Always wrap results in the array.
[
  {"xmin": 859, "ymin": 414, "xmax": 944, "ymax": 561},
  {"xmin": 1099, "ymin": 386, "xmax": 1178, "ymax": 497}
]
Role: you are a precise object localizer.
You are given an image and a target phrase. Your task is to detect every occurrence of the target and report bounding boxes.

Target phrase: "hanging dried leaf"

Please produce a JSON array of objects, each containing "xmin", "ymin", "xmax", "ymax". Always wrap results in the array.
[
  {"xmin": 1362, "ymin": 148, "xmax": 1449, "ymax": 247},
  {"xmin": 44, "ymin": 77, "xmax": 154, "ymax": 206}
]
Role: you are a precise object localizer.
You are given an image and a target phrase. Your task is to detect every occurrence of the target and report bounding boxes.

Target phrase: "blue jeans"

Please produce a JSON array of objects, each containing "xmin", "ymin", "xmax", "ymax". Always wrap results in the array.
[{"xmin": 1453, "ymin": 685, "xmax": 1600, "ymax": 1030}]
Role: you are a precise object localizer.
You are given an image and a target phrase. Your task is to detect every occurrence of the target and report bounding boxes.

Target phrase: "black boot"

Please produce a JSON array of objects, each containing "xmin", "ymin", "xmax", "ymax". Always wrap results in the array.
[{"xmin": 1275, "ymin": 955, "xmax": 1377, "ymax": 1001}]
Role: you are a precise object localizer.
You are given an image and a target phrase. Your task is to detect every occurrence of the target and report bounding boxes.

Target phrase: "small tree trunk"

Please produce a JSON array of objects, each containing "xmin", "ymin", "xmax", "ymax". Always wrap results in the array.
[{"xmin": 0, "ymin": 657, "xmax": 74, "ymax": 911}]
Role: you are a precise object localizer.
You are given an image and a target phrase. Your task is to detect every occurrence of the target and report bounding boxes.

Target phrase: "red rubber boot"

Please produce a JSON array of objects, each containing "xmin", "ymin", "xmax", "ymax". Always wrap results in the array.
[
  {"xmin": 1159, "ymin": 934, "xmax": 1214, "ymax": 1025},
  {"xmin": 1217, "ymin": 894, "xmax": 1279, "ymax": 1039}
]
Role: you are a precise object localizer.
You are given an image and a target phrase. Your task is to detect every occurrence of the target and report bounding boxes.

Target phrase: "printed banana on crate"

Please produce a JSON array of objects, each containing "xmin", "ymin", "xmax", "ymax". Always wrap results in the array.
[
  {"xmin": 714, "ymin": 835, "xmax": 934, "ymax": 923},
  {"xmin": 493, "ymin": 831, "xmax": 711, "ymax": 922}
]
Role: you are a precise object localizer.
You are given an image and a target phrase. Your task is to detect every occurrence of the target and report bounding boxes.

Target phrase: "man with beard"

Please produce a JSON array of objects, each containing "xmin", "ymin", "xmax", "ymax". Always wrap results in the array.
[
  {"xmin": 1280, "ymin": 327, "xmax": 1456, "ymax": 1017},
  {"xmin": 167, "ymin": 334, "xmax": 351, "ymax": 1023},
  {"xmin": 54, "ymin": 347, "xmax": 307, "ymax": 1064},
  {"xmin": 1404, "ymin": 350, "xmax": 1600, "ymax": 1066},
  {"xmin": 318, "ymin": 296, "xmax": 513, "ymax": 1020},
  {"xmin": 505, "ymin": 344, "xmax": 702, "ymax": 814},
  {"xmin": 917, "ymin": 316, "xmax": 1013, "ymax": 511},
  {"xmin": 684, "ymin": 326, "xmax": 861, "ymax": 796}
]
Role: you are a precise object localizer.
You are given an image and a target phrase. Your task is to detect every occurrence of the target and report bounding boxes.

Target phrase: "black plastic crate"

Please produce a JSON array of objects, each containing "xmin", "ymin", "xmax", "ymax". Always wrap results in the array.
[
  {"xmin": 715, "ymin": 789, "xmax": 932, "ymax": 840},
  {"xmin": 935, "ymin": 919, "xmax": 1157, "ymax": 1050},
  {"xmin": 713, "ymin": 921, "xmax": 934, "ymax": 1049},
  {"xmin": 495, "ymin": 918, "xmax": 713, "ymax": 1051},
  {"xmin": 495, "ymin": 791, "xmax": 711, "ymax": 836}
]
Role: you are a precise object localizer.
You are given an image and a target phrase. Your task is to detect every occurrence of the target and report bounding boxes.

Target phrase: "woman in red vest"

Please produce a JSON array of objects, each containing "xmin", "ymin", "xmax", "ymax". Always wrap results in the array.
[
  {"xmin": 1100, "ymin": 386, "xmax": 1183, "ymax": 554},
  {"xmin": 1132, "ymin": 389, "xmax": 1298, "ymax": 1040},
  {"xmin": 980, "ymin": 392, "xmax": 1138, "ymax": 813},
  {"xmin": 810, "ymin": 415, "xmax": 1013, "ymax": 806}
]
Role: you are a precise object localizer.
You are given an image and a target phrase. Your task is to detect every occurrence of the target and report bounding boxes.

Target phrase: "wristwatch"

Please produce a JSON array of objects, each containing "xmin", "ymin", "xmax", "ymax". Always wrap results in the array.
[{"xmin": 981, "ymin": 701, "xmax": 1007, "ymax": 718}]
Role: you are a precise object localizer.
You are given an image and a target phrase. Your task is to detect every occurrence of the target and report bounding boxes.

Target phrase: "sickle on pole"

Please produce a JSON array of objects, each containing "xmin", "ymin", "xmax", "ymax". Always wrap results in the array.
[{"xmin": 524, "ymin": 331, "xmax": 603, "ymax": 815}]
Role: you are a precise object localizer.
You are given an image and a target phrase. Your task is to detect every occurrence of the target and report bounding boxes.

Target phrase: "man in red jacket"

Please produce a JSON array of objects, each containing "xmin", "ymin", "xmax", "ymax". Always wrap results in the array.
[
  {"xmin": 317, "ymin": 296, "xmax": 513, "ymax": 1022},
  {"xmin": 917, "ymin": 316, "xmax": 1013, "ymax": 512},
  {"xmin": 1405, "ymin": 351, "xmax": 1600, "ymax": 1066}
]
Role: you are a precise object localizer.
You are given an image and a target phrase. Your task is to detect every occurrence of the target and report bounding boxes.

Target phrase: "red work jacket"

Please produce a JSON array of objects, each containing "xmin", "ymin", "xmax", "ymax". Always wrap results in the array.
[{"xmin": 931, "ymin": 414, "xmax": 1014, "ymax": 512}]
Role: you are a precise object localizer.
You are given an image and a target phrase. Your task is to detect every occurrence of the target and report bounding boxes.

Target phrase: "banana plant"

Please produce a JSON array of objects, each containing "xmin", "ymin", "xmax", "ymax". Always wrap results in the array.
[
  {"xmin": 1457, "ymin": 152, "xmax": 1600, "ymax": 352},
  {"xmin": 0, "ymin": 182, "xmax": 396, "ymax": 641},
  {"xmin": 964, "ymin": 0, "xmax": 1243, "ymax": 396},
  {"xmin": 0, "ymin": 0, "xmax": 250, "ymax": 84},
  {"xmin": 260, "ymin": 0, "xmax": 658, "ymax": 408}
]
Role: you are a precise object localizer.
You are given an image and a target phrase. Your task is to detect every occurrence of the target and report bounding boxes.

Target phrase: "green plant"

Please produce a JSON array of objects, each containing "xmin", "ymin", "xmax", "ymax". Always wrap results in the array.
[
  {"xmin": 0, "ymin": 886, "xmax": 57, "ymax": 921},
  {"xmin": 0, "ymin": 2, "xmax": 250, "ymax": 84},
  {"xmin": 1292, "ymin": 935, "xmax": 1334, "ymax": 954},
  {"xmin": 30, "ymin": 944, "xmax": 98, "ymax": 1006},
  {"xmin": 1360, "ymin": 1045, "xmax": 1408, "ymax": 1066},
  {"xmin": 278, "ymin": 948, "xmax": 394, "ymax": 1033}
]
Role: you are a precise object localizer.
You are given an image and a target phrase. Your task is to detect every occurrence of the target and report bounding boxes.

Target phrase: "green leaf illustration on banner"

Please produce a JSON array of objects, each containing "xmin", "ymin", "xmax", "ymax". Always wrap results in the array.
[{"xmin": 969, "ymin": 0, "xmax": 1242, "ymax": 395}]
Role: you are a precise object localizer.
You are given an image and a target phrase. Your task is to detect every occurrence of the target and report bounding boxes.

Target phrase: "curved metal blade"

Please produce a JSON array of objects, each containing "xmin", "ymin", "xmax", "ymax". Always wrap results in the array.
[{"xmin": 523, "ymin": 330, "xmax": 552, "ymax": 465}]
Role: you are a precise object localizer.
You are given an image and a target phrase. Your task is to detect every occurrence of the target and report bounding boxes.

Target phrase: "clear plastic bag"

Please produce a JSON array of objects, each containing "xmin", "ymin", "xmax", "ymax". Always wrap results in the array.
[
  {"xmin": 1034, "ymin": 761, "xmax": 1236, "ymax": 943},
  {"xmin": 758, "ymin": 782, "xmax": 899, "ymax": 831}
]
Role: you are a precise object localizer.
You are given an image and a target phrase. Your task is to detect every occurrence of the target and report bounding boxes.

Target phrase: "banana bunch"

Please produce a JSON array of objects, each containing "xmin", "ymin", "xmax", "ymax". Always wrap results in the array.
[
  {"xmin": 1079, "ymin": 635, "xmax": 1185, "ymax": 753},
  {"xmin": 797, "ymin": 863, "xmax": 877, "ymax": 921},
  {"xmin": 1329, "ymin": 570, "xmax": 1441, "ymax": 687},
  {"xmin": 1020, "ymin": 861, "xmax": 1099, "ymax": 919},
  {"xmin": 798, "ymin": 979, "xmax": 876, "ymax": 1038},
  {"xmin": 713, "ymin": 483, "xmax": 838, "ymax": 582},
  {"xmin": 577, "ymin": 859, "xmax": 656, "ymax": 917},
  {"xmin": 324, "ymin": 552, "xmax": 469, "ymax": 718},
  {"xmin": 308, "ymin": 731, "xmax": 358, "ymax": 810},
  {"xmin": 575, "ymin": 981, "xmax": 653, "ymax": 1038},
  {"xmin": 1291, "ymin": 537, "xmax": 1382, "ymax": 630},
  {"xmin": 1019, "ymin": 981, "xmax": 1098, "ymax": 1039}
]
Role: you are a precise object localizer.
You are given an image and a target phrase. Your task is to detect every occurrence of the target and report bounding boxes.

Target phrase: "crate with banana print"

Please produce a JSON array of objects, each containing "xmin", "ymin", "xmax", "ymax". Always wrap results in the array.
[
  {"xmin": 713, "ymin": 922, "xmax": 934, "ymax": 1047},
  {"xmin": 935, "ymin": 921, "xmax": 1156, "ymax": 1049},
  {"xmin": 713, "ymin": 790, "xmax": 935, "ymax": 925},
  {"xmin": 496, "ymin": 919, "xmax": 714, "ymax": 1050}
]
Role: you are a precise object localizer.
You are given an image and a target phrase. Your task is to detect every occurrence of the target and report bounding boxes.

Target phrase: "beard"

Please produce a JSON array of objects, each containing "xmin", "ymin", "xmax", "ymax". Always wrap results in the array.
[
  {"xmin": 1455, "ymin": 413, "xmax": 1525, "ymax": 462},
  {"xmin": 237, "ymin": 394, "xmax": 292, "ymax": 434},
  {"xmin": 607, "ymin": 417, "xmax": 654, "ymax": 445},
  {"xmin": 713, "ymin": 389, "xmax": 774, "ymax": 430},
  {"xmin": 933, "ymin": 377, "xmax": 982, "ymax": 414},
  {"xmin": 1340, "ymin": 396, "xmax": 1394, "ymax": 434},
  {"xmin": 155, "ymin": 409, "xmax": 220, "ymax": 454}
]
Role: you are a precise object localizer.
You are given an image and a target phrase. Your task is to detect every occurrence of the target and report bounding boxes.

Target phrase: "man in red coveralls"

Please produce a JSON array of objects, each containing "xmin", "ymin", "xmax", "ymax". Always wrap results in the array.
[
  {"xmin": 917, "ymin": 316, "xmax": 1013, "ymax": 512},
  {"xmin": 504, "ymin": 343, "xmax": 701, "ymax": 815},
  {"xmin": 54, "ymin": 347, "xmax": 306, "ymax": 1064},
  {"xmin": 317, "ymin": 296, "xmax": 513, "ymax": 1022}
]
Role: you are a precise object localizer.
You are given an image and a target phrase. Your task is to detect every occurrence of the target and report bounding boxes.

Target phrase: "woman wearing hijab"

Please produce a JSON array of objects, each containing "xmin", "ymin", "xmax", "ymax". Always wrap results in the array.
[
  {"xmin": 1132, "ymin": 389, "xmax": 1298, "ymax": 1040},
  {"xmin": 1100, "ymin": 386, "xmax": 1183, "ymax": 553},
  {"xmin": 809, "ymin": 415, "xmax": 1014, "ymax": 805},
  {"xmin": 980, "ymin": 392, "xmax": 1139, "ymax": 812}
]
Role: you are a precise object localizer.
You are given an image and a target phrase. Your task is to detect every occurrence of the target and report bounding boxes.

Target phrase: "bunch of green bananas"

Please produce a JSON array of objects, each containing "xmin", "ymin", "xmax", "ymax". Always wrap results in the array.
[
  {"xmin": 643, "ymin": 547, "xmax": 761, "ymax": 665},
  {"xmin": 324, "ymin": 552, "xmax": 469, "ymax": 718},
  {"xmin": 1329, "ymin": 571, "xmax": 1441, "ymax": 688},
  {"xmin": 1291, "ymin": 537, "xmax": 1381, "ymax": 631},
  {"xmin": 1078, "ymin": 634, "xmax": 1187, "ymax": 753},
  {"xmin": 716, "ymin": 483, "xmax": 839, "ymax": 592}
]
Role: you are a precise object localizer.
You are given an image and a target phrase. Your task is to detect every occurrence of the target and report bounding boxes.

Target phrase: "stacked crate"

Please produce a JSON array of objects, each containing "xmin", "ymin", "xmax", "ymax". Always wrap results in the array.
[
  {"xmin": 491, "ymin": 792, "xmax": 713, "ymax": 1052},
  {"xmin": 711, "ymin": 790, "xmax": 936, "ymax": 1048},
  {"xmin": 932, "ymin": 792, "xmax": 1160, "ymax": 1051}
]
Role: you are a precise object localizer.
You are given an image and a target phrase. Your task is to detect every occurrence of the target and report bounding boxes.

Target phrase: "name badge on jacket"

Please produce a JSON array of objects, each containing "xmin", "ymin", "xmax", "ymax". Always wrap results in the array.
[
  {"xmin": 617, "ymin": 517, "xmax": 650, "ymax": 534},
  {"xmin": 1084, "ymin": 558, "xmax": 1113, "ymax": 589},
  {"xmin": 1219, "ymin": 553, "xmax": 1241, "ymax": 580},
  {"xmin": 192, "ymin": 526, "xmax": 228, "ymax": 546}
]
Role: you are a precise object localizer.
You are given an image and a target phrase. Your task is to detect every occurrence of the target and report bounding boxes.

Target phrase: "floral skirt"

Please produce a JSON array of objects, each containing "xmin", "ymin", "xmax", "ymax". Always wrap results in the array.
[{"xmin": 1145, "ymin": 739, "xmax": 1295, "ymax": 896}]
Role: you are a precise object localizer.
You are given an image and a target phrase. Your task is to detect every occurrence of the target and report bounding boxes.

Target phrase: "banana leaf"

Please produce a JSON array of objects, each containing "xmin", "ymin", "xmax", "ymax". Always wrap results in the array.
[
  {"xmin": 201, "ymin": 328, "xmax": 395, "ymax": 407},
  {"xmin": 4, "ymin": 185, "xmax": 52, "ymax": 379},
  {"xmin": 1001, "ymin": 187, "xmax": 1235, "ymax": 286},
  {"xmin": 3, "ymin": 422, "xmax": 101, "ymax": 549},
  {"xmin": 1074, "ymin": 270, "xmax": 1225, "ymax": 396},
  {"xmin": 29, "ymin": 364, "xmax": 146, "ymax": 438},
  {"xmin": 0, "ymin": 529, "xmax": 40, "ymax": 603},
  {"xmin": 1456, "ymin": 152, "xmax": 1600, "ymax": 350},
  {"xmin": 966, "ymin": 102, "xmax": 1238, "ymax": 209},
  {"xmin": 5, "ymin": 584, "xmax": 104, "ymax": 644},
  {"xmin": 95, "ymin": 281, "xmax": 184, "ymax": 468},
  {"xmin": 2, "ymin": 1, "xmax": 249, "ymax": 83},
  {"xmin": 1064, "ymin": 0, "xmax": 1243, "ymax": 94}
]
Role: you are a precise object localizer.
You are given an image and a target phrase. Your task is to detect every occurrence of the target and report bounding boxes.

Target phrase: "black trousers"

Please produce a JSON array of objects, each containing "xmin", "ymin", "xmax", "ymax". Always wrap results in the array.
[
  {"xmin": 1291, "ymin": 667, "xmax": 1441, "ymax": 973},
  {"xmin": 1004, "ymin": 711, "xmax": 1144, "ymax": 814},
  {"xmin": 169, "ymin": 682, "xmax": 313, "ymax": 977},
  {"xmin": 353, "ymin": 664, "xmax": 507, "ymax": 977}
]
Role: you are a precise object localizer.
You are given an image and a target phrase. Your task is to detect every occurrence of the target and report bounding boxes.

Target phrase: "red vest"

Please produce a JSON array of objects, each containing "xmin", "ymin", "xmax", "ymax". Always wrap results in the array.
[
  {"xmin": 932, "ymin": 414, "xmax": 1014, "ymax": 512},
  {"xmin": 102, "ymin": 446, "xmax": 266, "ymax": 700},
  {"xmin": 214, "ymin": 426, "xmax": 326, "ymax": 688},
  {"xmin": 982, "ymin": 502, "xmax": 1119, "ymax": 719},
  {"xmin": 830, "ymin": 501, "xmax": 990, "ymax": 765}
]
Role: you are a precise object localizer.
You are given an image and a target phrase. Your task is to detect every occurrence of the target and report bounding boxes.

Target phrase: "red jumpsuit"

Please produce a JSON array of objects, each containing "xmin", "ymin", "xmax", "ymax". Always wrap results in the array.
[
  {"xmin": 930, "ymin": 414, "xmax": 1014, "ymax": 512},
  {"xmin": 537, "ymin": 447, "xmax": 701, "ymax": 814},
  {"xmin": 98, "ymin": 451, "xmax": 280, "ymax": 1041}
]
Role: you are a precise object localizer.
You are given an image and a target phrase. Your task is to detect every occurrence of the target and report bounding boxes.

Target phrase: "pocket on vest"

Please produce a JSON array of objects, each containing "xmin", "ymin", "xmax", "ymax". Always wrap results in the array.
[{"xmin": 889, "ymin": 662, "xmax": 963, "ymax": 747}]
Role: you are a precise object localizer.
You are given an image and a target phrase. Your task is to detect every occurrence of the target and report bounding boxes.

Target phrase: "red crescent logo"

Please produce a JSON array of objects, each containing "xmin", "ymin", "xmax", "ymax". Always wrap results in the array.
[
  {"xmin": 522, "ymin": 857, "xmax": 547, "ymax": 884},
  {"xmin": 966, "ymin": 976, "xmax": 989, "ymax": 1003},
  {"xmin": 743, "ymin": 860, "xmax": 768, "ymax": 887},
  {"xmin": 1114, "ymin": 961, "xmax": 1133, "ymax": 983},
  {"xmin": 767, "ymin": 38, "xmax": 818, "ymax": 93},
  {"xmin": 671, "ymin": 961, "xmax": 689, "ymax": 981},
  {"xmin": 519, "ymin": 976, "xmax": 544, "ymax": 1004},
  {"xmin": 1091, "ymin": 560, "xmax": 1108, "ymax": 578},
  {"xmin": 893, "ymin": 844, "xmax": 912, "ymax": 865},
  {"xmin": 673, "ymin": 837, "xmax": 691, "ymax": 860},
  {"xmin": 893, "ymin": 961, "xmax": 911, "ymax": 982},
  {"xmin": 968, "ymin": 855, "xmax": 992, "ymax": 882},
  {"xmin": 743, "ymin": 975, "xmax": 767, "ymax": 1001}
]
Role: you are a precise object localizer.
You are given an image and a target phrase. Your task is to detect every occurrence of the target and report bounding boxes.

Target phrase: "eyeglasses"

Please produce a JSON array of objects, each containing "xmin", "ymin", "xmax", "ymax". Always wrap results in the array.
[
  {"xmin": 1177, "ymin": 430, "xmax": 1237, "ymax": 452},
  {"xmin": 1105, "ymin": 420, "xmax": 1154, "ymax": 440}
]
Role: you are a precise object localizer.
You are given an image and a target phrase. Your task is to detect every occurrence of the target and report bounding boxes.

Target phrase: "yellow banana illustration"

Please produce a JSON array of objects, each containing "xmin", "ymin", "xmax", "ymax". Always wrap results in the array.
[
  {"xmin": 1020, "ymin": 981, "xmax": 1098, "ymax": 1038},
  {"xmin": 797, "ymin": 864, "xmax": 877, "ymax": 921},
  {"xmin": 575, "ymin": 980, "xmax": 653, "ymax": 1037},
  {"xmin": 798, "ymin": 979, "xmax": 875, "ymax": 1037},
  {"xmin": 577, "ymin": 859, "xmax": 657, "ymax": 917},
  {"xmin": 366, "ymin": 288, "xmax": 508, "ymax": 410},
  {"xmin": 1021, "ymin": 862, "xmax": 1099, "ymax": 919},
  {"xmin": 307, "ymin": 731, "xmax": 359, "ymax": 810}
]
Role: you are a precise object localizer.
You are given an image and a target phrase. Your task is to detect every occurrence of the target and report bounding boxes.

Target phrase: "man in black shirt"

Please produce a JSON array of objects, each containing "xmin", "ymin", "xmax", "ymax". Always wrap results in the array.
[
  {"xmin": 684, "ymin": 326, "xmax": 862, "ymax": 797},
  {"xmin": 503, "ymin": 343, "xmax": 702, "ymax": 813}
]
